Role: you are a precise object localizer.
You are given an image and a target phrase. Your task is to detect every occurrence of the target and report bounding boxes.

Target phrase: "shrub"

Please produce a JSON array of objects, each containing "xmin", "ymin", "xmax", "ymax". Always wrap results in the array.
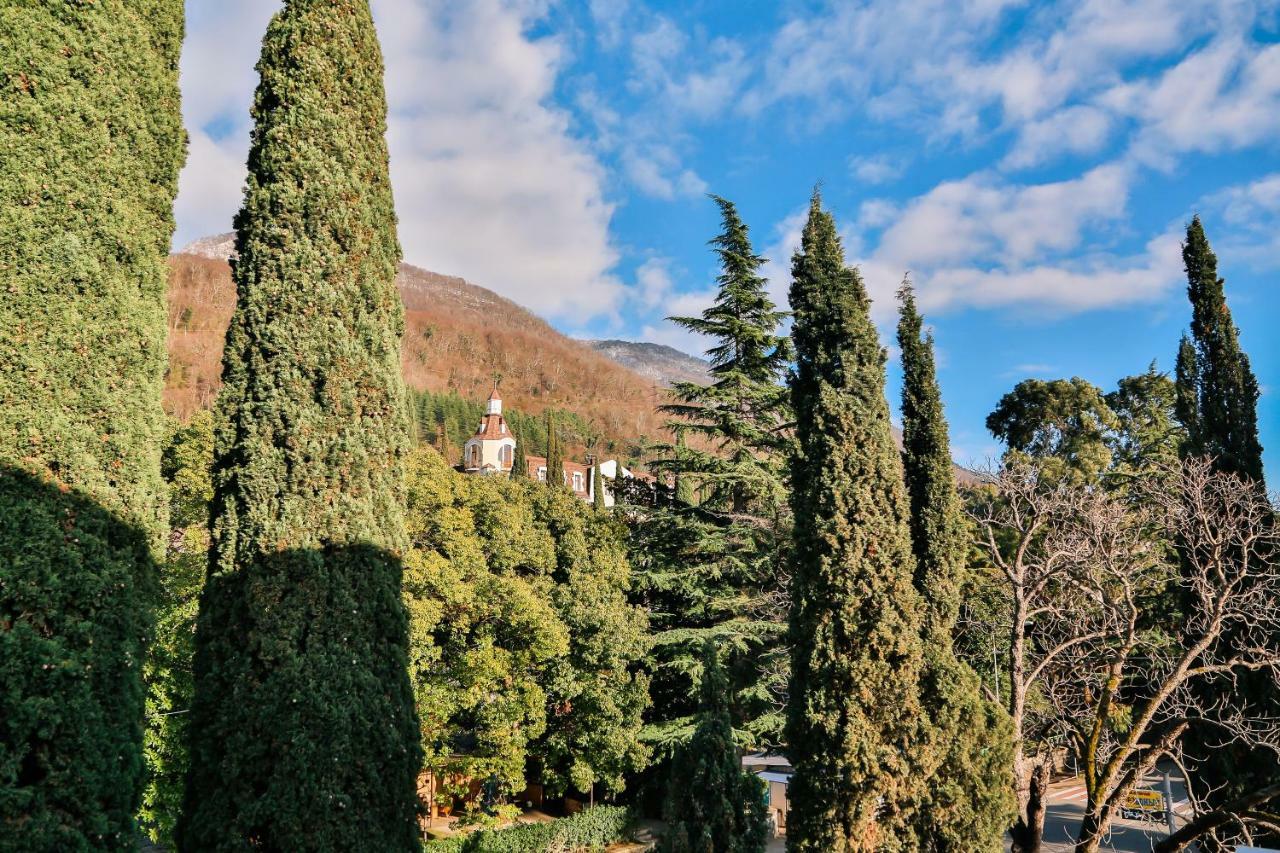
[{"xmin": 425, "ymin": 806, "xmax": 633, "ymax": 853}]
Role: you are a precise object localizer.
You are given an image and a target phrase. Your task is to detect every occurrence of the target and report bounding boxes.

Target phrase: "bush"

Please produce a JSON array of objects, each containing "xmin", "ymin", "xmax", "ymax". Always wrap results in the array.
[{"xmin": 426, "ymin": 806, "xmax": 633, "ymax": 852}]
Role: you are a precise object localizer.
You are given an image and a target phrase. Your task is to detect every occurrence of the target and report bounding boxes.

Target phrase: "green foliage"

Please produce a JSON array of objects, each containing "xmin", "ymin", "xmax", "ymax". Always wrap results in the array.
[
  {"xmin": 424, "ymin": 805, "xmax": 633, "ymax": 853},
  {"xmin": 403, "ymin": 448, "xmax": 648, "ymax": 809},
  {"xmin": 180, "ymin": 2, "xmax": 421, "ymax": 849},
  {"xmin": 0, "ymin": 1, "xmax": 184, "ymax": 847},
  {"xmin": 633, "ymin": 196, "xmax": 793, "ymax": 761},
  {"xmin": 408, "ymin": 389, "xmax": 594, "ymax": 465},
  {"xmin": 660, "ymin": 644, "xmax": 768, "ymax": 853},
  {"xmin": 986, "ymin": 377, "xmax": 1119, "ymax": 483},
  {"xmin": 785, "ymin": 192, "xmax": 925, "ymax": 852},
  {"xmin": 1174, "ymin": 215, "xmax": 1264, "ymax": 484},
  {"xmin": 140, "ymin": 414, "xmax": 214, "ymax": 846},
  {"xmin": 546, "ymin": 410, "xmax": 564, "ymax": 489},
  {"xmin": 1104, "ymin": 363, "xmax": 1186, "ymax": 479},
  {"xmin": 896, "ymin": 284, "xmax": 1015, "ymax": 852}
]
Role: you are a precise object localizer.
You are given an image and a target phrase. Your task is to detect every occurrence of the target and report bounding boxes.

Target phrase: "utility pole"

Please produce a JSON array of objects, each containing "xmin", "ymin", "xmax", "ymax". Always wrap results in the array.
[{"xmin": 1162, "ymin": 768, "xmax": 1176, "ymax": 836}]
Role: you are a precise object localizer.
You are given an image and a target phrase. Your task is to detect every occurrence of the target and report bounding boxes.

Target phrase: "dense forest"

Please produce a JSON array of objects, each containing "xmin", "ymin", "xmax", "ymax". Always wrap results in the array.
[{"xmin": 1, "ymin": 3, "xmax": 1276, "ymax": 853}]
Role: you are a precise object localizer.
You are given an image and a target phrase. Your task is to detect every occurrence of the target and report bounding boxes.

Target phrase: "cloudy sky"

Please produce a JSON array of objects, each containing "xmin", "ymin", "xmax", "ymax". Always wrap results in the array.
[{"xmin": 177, "ymin": 0, "xmax": 1280, "ymax": 475}]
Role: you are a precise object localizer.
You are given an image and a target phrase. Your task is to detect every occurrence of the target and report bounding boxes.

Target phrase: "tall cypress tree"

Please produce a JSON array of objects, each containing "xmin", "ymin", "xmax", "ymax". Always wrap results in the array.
[
  {"xmin": 1175, "ymin": 217, "xmax": 1274, "ymax": 833},
  {"xmin": 785, "ymin": 193, "xmax": 925, "ymax": 852},
  {"xmin": 545, "ymin": 410, "xmax": 563, "ymax": 488},
  {"xmin": 0, "ymin": 2, "xmax": 184, "ymax": 847},
  {"xmin": 1174, "ymin": 216, "xmax": 1264, "ymax": 484},
  {"xmin": 896, "ymin": 282, "xmax": 1014, "ymax": 851},
  {"xmin": 180, "ymin": 3, "xmax": 420, "ymax": 849},
  {"xmin": 660, "ymin": 643, "xmax": 768, "ymax": 853}
]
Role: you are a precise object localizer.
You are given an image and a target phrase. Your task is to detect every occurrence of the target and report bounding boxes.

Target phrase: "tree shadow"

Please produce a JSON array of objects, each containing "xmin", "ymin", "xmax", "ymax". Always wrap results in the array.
[
  {"xmin": 0, "ymin": 464, "xmax": 157, "ymax": 849},
  {"xmin": 179, "ymin": 542, "xmax": 422, "ymax": 851}
]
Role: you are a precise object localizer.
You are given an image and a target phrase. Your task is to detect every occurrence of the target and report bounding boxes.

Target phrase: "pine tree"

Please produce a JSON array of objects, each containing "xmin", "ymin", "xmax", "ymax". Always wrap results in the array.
[
  {"xmin": 631, "ymin": 195, "xmax": 793, "ymax": 757},
  {"xmin": 785, "ymin": 192, "xmax": 925, "ymax": 852},
  {"xmin": 661, "ymin": 643, "xmax": 768, "ymax": 853},
  {"xmin": 1174, "ymin": 216, "xmax": 1264, "ymax": 484},
  {"xmin": 545, "ymin": 410, "xmax": 563, "ymax": 488},
  {"xmin": 0, "ymin": 2, "xmax": 184, "ymax": 847},
  {"xmin": 179, "ymin": 2, "xmax": 420, "ymax": 849},
  {"xmin": 896, "ymin": 282, "xmax": 1014, "ymax": 851}
]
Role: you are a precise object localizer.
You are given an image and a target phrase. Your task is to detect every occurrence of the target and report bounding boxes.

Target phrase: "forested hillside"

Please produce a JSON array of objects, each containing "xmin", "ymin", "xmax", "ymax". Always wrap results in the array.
[{"xmin": 164, "ymin": 249, "xmax": 674, "ymax": 449}]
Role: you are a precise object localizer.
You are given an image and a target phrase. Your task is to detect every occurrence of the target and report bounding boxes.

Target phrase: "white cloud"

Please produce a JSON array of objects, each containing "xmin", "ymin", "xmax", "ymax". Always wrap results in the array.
[
  {"xmin": 1201, "ymin": 172, "xmax": 1280, "ymax": 270},
  {"xmin": 849, "ymin": 154, "xmax": 906, "ymax": 185},
  {"xmin": 374, "ymin": 0, "xmax": 624, "ymax": 320},
  {"xmin": 173, "ymin": 1, "xmax": 626, "ymax": 321},
  {"xmin": 1003, "ymin": 104, "xmax": 1113, "ymax": 169},
  {"xmin": 633, "ymin": 257, "xmax": 675, "ymax": 310}
]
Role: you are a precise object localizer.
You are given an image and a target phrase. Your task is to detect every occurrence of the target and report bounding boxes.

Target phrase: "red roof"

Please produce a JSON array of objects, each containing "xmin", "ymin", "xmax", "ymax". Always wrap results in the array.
[
  {"xmin": 472, "ymin": 412, "xmax": 510, "ymax": 441},
  {"xmin": 523, "ymin": 455, "xmax": 591, "ymax": 497}
]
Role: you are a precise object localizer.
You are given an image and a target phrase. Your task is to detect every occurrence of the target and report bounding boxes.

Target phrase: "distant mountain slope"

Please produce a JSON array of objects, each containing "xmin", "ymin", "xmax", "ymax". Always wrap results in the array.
[
  {"xmin": 587, "ymin": 339, "xmax": 712, "ymax": 388},
  {"xmin": 165, "ymin": 243, "xmax": 674, "ymax": 448}
]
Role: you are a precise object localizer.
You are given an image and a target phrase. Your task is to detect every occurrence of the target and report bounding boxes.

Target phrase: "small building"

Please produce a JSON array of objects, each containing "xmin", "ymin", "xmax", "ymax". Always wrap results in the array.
[
  {"xmin": 463, "ymin": 387, "xmax": 517, "ymax": 475},
  {"xmin": 460, "ymin": 386, "xmax": 631, "ymax": 505},
  {"xmin": 743, "ymin": 753, "xmax": 792, "ymax": 837}
]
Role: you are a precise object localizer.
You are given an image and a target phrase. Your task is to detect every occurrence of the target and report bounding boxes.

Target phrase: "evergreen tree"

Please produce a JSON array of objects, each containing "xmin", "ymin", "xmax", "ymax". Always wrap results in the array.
[
  {"xmin": 593, "ymin": 461, "xmax": 607, "ymax": 510},
  {"xmin": 545, "ymin": 410, "xmax": 563, "ymax": 489},
  {"xmin": 1105, "ymin": 364, "xmax": 1186, "ymax": 480},
  {"xmin": 631, "ymin": 196, "xmax": 793, "ymax": 763},
  {"xmin": 1174, "ymin": 217, "xmax": 1273, "ymax": 834},
  {"xmin": 785, "ymin": 192, "xmax": 925, "ymax": 852},
  {"xmin": 660, "ymin": 643, "xmax": 768, "ymax": 853},
  {"xmin": 511, "ymin": 421, "xmax": 528, "ymax": 479},
  {"xmin": 0, "ymin": 2, "xmax": 184, "ymax": 847},
  {"xmin": 1174, "ymin": 216, "xmax": 1264, "ymax": 484},
  {"xmin": 896, "ymin": 282, "xmax": 1014, "ymax": 851},
  {"xmin": 180, "ymin": 3, "xmax": 420, "ymax": 849}
]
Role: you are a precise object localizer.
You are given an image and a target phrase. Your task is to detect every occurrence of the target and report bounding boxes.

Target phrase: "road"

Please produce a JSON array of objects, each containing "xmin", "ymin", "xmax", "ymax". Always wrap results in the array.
[{"xmin": 1039, "ymin": 771, "xmax": 1191, "ymax": 853}]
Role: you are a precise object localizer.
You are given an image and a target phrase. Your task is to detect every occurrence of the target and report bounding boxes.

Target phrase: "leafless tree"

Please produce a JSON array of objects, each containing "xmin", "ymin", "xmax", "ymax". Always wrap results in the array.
[{"xmin": 969, "ymin": 457, "xmax": 1280, "ymax": 853}]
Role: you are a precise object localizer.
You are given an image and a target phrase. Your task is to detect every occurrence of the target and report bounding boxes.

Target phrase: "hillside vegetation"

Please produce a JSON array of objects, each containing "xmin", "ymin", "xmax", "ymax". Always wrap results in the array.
[{"xmin": 164, "ymin": 252, "xmax": 674, "ymax": 450}]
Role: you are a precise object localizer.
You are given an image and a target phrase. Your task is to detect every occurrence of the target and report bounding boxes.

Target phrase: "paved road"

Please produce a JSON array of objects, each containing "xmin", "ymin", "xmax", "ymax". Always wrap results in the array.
[{"xmin": 1039, "ymin": 772, "xmax": 1190, "ymax": 852}]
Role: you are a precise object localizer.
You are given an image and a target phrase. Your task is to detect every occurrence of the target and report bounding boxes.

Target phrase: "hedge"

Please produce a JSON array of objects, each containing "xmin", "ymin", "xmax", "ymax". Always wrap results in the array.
[{"xmin": 426, "ymin": 806, "xmax": 633, "ymax": 852}]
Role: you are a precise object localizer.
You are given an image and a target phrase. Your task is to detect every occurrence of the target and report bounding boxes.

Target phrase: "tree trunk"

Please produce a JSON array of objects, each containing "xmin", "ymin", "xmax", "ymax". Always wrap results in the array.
[{"xmin": 1011, "ymin": 762, "xmax": 1049, "ymax": 853}]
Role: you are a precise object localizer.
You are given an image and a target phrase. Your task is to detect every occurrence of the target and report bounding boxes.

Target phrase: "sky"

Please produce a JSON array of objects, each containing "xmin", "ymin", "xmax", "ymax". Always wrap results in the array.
[{"xmin": 176, "ymin": 0, "xmax": 1280, "ymax": 477}]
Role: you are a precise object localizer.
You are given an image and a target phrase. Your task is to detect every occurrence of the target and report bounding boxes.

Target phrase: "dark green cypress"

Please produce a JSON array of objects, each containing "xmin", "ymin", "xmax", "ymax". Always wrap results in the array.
[
  {"xmin": 545, "ymin": 410, "xmax": 563, "ymax": 489},
  {"xmin": 1174, "ymin": 216, "xmax": 1264, "ymax": 484},
  {"xmin": 785, "ymin": 193, "xmax": 925, "ymax": 852},
  {"xmin": 511, "ymin": 421, "xmax": 528, "ymax": 479},
  {"xmin": 896, "ymin": 282, "xmax": 1014, "ymax": 851},
  {"xmin": 593, "ymin": 461, "xmax": 606, "ymax": 510},
  {"xmin": 660, "ymin": 643, "xmax": 768, "ymax": 853},
  {"xmin": 0, "ymin": 2, "xmax": 184, "ymax": 847},
  {"xmin": 179, "ymin": 2, "xmax": 420, "ymax": 849}
]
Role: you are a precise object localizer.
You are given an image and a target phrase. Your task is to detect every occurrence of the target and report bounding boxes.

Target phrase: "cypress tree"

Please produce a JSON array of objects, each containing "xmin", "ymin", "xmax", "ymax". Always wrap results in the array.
[
  {"xmin": 545, "ymin": 410, "xmax": 563, "ymax": 489},
  {"xmin": 1174, "ymin": 216, "xmax": 1264, "ymax": 484},
  {"xmin": 660, "ymin": 643, "xmax": 768, "ymax": 853},
  {"xmin": 511, "ymin": 420, "xmax": 528, "ymax": 479},
  {"xmin": 0, "ymin": 2, "xmax": 184, "ymax": 847},
  {"xmin": 785, "ymin": 192, "xmax": 925, "ymax": 852},
  {"xmin": 179, "ymin": 2, "xmax": 420, "ymax": 849},
  {"xmin": 593, "ymin": 461, "xmax": 607, "ymax": 510},
  {"xmin": 896, "ymin": 282, "xmax": 1014, "ymax": 851}
]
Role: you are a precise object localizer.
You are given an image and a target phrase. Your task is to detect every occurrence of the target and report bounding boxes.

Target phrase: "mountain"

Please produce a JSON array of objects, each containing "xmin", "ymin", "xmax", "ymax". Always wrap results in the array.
[
  {"xmin": 587, "ymin": 339, "xmax": 712, "ymax": 388},
  {"xmin": 165, "ymin": 240, "xmax": 675, "ymax": 448}
]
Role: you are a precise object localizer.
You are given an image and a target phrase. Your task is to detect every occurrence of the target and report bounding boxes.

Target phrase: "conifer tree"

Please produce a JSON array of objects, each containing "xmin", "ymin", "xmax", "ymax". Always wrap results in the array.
[
  {"xmin": 633, "ymin": 195, "xmax": 793, "ymax": 754},
  {"xmin": 545, "ymin": 410, "xmax": 563, "ymax": 489},
  {"xmin": 1174, "ymin": 216, "xmax": 1264, "ymax": 485},
  {"xmin": 785, "ymin": 193, "xmax": 925, "ymax": 852},
  {"xmin": 511, "ymin": 421, "xmax": 528, "ymax": 479},
  {"xmin": 593, "ymin": 461, "xmax": 607, "ymax": 510},
  {"xmin": 661, "ymin": 643, "xmax": 768, "ymax": 853},
  {"xmin": 179, "ymin": 3, "xmax": 420, "ymax": 849},
  {"xmin": 1174, "ymin": 216, "xmax": 1273, "ymax": 830},
  {"xmin": 897, "ymin": 282, "xmax": 1014, "ymax": 851},
  {"xmin": 0, "ymin": 2, "xmax": 184, "ymax": 846}
]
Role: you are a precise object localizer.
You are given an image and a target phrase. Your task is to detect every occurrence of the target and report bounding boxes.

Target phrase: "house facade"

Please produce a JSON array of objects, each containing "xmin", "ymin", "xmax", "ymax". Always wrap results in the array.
[{"xmin": 461, "ymin": 387, "xmax": 629, "ymax": 506}]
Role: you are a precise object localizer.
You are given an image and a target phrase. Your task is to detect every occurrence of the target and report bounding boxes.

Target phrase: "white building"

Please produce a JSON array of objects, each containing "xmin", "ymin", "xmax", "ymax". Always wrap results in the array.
[
  {"xmin": 461, "ymin": 387, "xmax": 630, "ymax": 505},
  {"xmin": 463, "ymin": 387, "xmax": 517, "ymax": 475}
]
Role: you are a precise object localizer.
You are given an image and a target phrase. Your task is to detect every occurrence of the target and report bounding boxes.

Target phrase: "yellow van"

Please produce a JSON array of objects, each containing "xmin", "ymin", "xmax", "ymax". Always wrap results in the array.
[{"xmin": 1120, "ymin": 788, "xmax": 1166, "ymax": 821}]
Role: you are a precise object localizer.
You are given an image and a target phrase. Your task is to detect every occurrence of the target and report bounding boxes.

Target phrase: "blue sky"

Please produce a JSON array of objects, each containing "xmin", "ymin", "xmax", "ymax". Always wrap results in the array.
[{"xmin": 176, "ymin": 0, "xmax": 1279, "ymax": 477}]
